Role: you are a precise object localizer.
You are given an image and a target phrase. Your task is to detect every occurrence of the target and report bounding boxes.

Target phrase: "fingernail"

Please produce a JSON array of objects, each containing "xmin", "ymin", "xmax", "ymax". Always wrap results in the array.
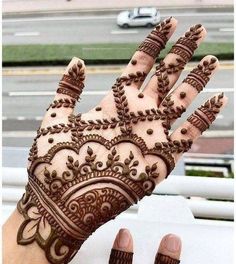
[
  {"xmin": 164, "ymin": 235, "xmax": 181, "ymax": 252},
  {"xmin": 117, "ymin": 229, "xmax": 130, "ymax": 249}
]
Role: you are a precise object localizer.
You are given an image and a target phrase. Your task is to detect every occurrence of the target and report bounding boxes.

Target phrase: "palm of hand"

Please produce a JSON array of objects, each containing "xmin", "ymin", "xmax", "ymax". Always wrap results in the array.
[{"xmin": 17, "ymin": 17, "xmax": 226, "ymax": 264}]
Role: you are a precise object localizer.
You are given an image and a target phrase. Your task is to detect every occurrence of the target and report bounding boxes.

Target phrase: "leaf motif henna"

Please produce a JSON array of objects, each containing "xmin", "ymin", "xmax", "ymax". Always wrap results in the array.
[
  {"xmin": 187, "ymin": 93, "xmax": 224, "ymax": 133},
  {"xmin": 47, "ymin": 98, "xmax": 76, "ymax": 111},
  {"xmin": 17, "ymin": 23, "xmax": 218, "ymax": 263},
  {"xmin": 155, "ymin": 58, "xmax": 185, "ymax": 101},
  {"xmin": 57, "ymin": 61, "xmax": 85, "ymax": 100},
  {"xmin": 183, "ymin": 58, "xmax": 217, "ymax": 92},
  {"xmin": 138, "ymin": 17, "xmax": 172, "ymax": 58},
  {"xmin": 170, "ymin": 24, "xmax": 202, "ymax": 62}
]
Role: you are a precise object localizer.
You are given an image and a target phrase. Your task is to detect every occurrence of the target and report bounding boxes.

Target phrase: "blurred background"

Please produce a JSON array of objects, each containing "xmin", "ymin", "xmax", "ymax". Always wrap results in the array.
[
  {"xmin": 2, "ymin": 1, "xmax": 234, "ymax": 262},
  {"xmin": 2, "ymin": 0, "xmax": 234, "ymax": 175}
]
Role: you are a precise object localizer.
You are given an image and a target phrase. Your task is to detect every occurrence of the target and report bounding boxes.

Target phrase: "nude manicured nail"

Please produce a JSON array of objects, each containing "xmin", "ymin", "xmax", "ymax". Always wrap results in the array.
[
  {"xmin": 165, "ymin": 235, "xmax": 181, "ymax": 252},
  {"xmin": 117, "ymin": 229, "xmax": 130, "ymax": 249}
]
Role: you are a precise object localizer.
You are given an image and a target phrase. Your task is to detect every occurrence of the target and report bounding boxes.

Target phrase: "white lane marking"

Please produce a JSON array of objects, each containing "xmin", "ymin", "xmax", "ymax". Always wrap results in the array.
[
  {"xmin": 8, "ymin": 88, "xmax": 234, "ymax": 97},
  {"xmin": 35, "ymin": 116, "xmax": 43, "ymax": 120},
  {"xmin": 111, "ymin": 30, "xmax": 139, "ymax": 34},
  {"xmin": 3, "ymin": 15, "xmax": 117, "ymax": 23},
  {"xmin": 8, "ymin": 91, "xmax": 108, "ymax": 96},
  {"xmin": 216, "ymin": 114, "xmax": 224, "ymax": 119},
  {"xmin": 14, "ymin": 32, "xmax": 40, "ymax": 37},
  {"xmin": 219, "ymin": 28, "xmax": 234, "ymax": 32},
  {"xmin": 3, "ymin": 130, "xmax": 234, "ymax": 138},
  {"xmin": 203, "ymin": 88, "xmax": 234, "ymax": 93},
  {"xmin": 163, "ymin": 12, "xmax": 233, "ymax": 17},
  {"xmin": 16, "ymin": 116, "xmax": 26, "ymax": 120}
]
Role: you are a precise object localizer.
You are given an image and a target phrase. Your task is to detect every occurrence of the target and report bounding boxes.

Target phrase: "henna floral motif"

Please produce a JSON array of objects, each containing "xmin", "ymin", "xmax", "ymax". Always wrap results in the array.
[
  {"xmin": 187, "ymin": 93, "xmax": 224, "ymax": 133},
  {"xmin": 138, "ymin": 17, "xmax": 172, "ymax": 58},
  {"xmin": 183, "ymin": 58, "xmax": 217, "ymax": 92},
  {"xmin": 17, "ymin": 19, "xmax": 221, "ymax": 264},
  {"xmin": 109, "ymin": 249, "xmax": 133, "ymax": 264}
]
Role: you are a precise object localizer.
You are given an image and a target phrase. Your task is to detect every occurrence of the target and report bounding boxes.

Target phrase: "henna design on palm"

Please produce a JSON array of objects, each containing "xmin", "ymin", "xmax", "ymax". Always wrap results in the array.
[{"xmin": 16, "ymin": 17, "xmax": 227, "ymax": 264}]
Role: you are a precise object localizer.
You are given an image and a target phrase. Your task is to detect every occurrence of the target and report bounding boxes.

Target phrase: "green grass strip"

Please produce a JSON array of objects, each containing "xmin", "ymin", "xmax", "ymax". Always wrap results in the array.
[{"xmin": 3, "ymin": 42, "xmax": 233, "ymax": 66}]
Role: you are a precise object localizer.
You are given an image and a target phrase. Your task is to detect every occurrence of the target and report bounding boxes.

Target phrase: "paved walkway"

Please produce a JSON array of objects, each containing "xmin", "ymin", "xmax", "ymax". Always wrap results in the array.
[{"xmin": 3, "ymin": 0, "xmax": 233, "ymax": 14}]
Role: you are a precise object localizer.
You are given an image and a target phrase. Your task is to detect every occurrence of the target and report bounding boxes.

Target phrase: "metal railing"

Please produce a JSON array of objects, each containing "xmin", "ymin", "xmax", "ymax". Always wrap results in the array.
[{"xmin": 2, "ymin": 167, "xmax": 234, "ymax": 221}]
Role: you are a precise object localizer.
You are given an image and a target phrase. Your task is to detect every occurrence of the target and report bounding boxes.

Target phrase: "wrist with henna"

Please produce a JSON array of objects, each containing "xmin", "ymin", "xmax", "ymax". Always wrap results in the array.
[{"xmin": 15, "ymin": 17, "xmax": 226, "ymax": 264}]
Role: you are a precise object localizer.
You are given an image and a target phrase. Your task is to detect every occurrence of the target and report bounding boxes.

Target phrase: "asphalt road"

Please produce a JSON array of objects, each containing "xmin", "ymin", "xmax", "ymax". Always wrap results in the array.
[
  {"xmin": 3, "ymin": 63, "xmax": 234, "ymax": 148},
  {"xmin": 3, "ymin": 10, "xmax": 233, "ymax": 45}
]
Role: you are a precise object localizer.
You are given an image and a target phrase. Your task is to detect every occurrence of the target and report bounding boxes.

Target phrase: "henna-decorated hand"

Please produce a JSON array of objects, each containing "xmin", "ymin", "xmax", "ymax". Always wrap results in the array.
[
  {"xmin": 17, "ymin": 17, "xmax": 227, "ymax": 264},
  {"xmin": 109, "ymin": 229, "xmax": 181, "ymax": 264}
]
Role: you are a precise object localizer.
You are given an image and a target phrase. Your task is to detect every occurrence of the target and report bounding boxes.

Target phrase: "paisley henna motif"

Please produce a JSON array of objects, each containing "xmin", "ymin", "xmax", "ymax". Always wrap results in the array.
[
  {"xmin": 155, "ymin": 253, "xmax": 180, "ymax": 264},
  {"xmin": 109, "ymin": 249, "xmax": 133, "ymax": 264},
  {"xmin": 16, "ymin": 20, "xmax": 222, "ymax": 264},
  {"xmin": 138, "ymin": 17, "xmax": 172, "ymax": 58}
]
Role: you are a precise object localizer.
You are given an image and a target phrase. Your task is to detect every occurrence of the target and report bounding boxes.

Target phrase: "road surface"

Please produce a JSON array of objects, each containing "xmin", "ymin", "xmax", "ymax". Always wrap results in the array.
[{"xmin": 3, "ymin": 10, "xmax": 233, "ymax": 45}]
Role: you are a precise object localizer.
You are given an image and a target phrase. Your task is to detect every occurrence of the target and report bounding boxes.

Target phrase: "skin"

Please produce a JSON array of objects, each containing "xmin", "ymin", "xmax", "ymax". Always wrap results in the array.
[
  {"xmin": 110, "ymin": 228, "xmax": 181, "ymax": 263},
  {"xmin": 3, "ymin": 17, "xmax": 227, "ymax": 264}
]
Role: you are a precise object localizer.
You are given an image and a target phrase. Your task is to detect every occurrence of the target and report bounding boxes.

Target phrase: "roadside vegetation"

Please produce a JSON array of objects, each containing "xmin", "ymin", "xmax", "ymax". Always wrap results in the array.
[{"xmin": 3, "ymin": 42, "xmax": 233, "ymax": 66}]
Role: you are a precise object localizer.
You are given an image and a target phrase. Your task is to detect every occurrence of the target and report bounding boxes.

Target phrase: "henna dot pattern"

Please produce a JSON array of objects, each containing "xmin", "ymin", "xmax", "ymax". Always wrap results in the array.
[
  {"xmin": 17, "ymin": 20, "xmax": 224, "ymax": 264},
  {"xmin": 48, "ymin": 138, "xmax": 54, "ymax": 143},
  {"xmin": 180, "ymin": 128, "xmax": 187, "ymax": 134},
  {"xmin": 95, "ymin": 106, "xmax": 102, "ymax": 111},
  {"xmin": 131, "ymin": 59, "xmax": 137, "ymax": 65},
  {"xmin": 180, "ymin": 92, "xmax": 186, "ymax": 99},
  {"xmin": 147, "ymin": 129, "xmax": 153, "ymax": 135},
  {"xmin": 138, "ymin": 93, "xmax": 144, "ymax": 98},
  {"xmin": 51, "ymin": 113, "xmax": 56, "ymax": 118}
]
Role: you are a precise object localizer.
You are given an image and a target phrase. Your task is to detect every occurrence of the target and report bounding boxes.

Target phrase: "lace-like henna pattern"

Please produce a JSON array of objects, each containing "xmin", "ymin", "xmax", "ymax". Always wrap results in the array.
[
  {"xmin": 187, "ymin": 93, "xmax": 224, "ymax": 133},
  {"xmin": 170, "ymin": 24, "xmax": 202, "ymax": 62},
  {"xmin": 183, "ymin": 58, "xmax": 217, "ymax": 92},
  {"xmin": 155, "ymin": 59, "xmax": 185, "ymax": 101},
  {"xmin": 57, "ymin": 61, "xmax": 85, "ymax": 100},
  {"xmin": 19, "ymin": 55, "xmax": 195, "ymax": 263},
  {"xmin": 155, "ymin": 253, "xmax": 180, "ymax": 264},
  {"xmin": 138, "ymin": 17, "xmax": 172, "ymax": 58},
  {"xmin": 109, "ymin": 249, "xmax": 133, "ymax": 264}
]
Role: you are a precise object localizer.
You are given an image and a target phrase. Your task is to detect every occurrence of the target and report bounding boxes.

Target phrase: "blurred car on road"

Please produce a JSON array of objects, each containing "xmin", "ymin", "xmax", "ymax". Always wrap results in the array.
[{"xmin": 117, "ymin": 7, "xmax": 161, "ymax": 28}]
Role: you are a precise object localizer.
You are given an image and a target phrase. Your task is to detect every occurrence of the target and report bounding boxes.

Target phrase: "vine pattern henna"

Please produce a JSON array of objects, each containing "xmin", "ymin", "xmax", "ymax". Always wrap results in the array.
[
  {"xmin": 138, "ymin": 17, "xmax": 172, "ymax": 58},
  {"xmin": 183, "ymin": 58, "xmax": 217, "ymax": 92},
  {"xmin": 155, "ymin": 58, "xmax": 185, "ymax": 101},
  {"xmin": 19, "ymin": 59, "xmax": 192, "ymax": 263},
  {"xmin": 17, "ymin": 25, "xmax": 221, "ymax": 264},
  {"xmin": 155, "ymin": 253, "xmax": 180, "ymax": 264},
  {"xmin": 109, "ymin": 249, "xmax": 133, "ymax": 264},
  {"xmin": 170, "ymin": 24, "xmax": 202, "ymax": 62},
  {"xmin": 47, "ymin": 98, "xmax": 76, "ymax": 111},
  {"xmin": 187, "ymin": 93, "xmax": 224, "ymax": 133},
  {"xmin": 57, "ymin": 61, "xmax": 85, "ymax": 100}
]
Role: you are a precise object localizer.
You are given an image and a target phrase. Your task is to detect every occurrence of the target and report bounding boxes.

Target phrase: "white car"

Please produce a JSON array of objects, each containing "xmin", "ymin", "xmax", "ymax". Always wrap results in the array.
[{"xmin": 117, "ymin": 7, "xmax": 161, "ymax": 28}]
